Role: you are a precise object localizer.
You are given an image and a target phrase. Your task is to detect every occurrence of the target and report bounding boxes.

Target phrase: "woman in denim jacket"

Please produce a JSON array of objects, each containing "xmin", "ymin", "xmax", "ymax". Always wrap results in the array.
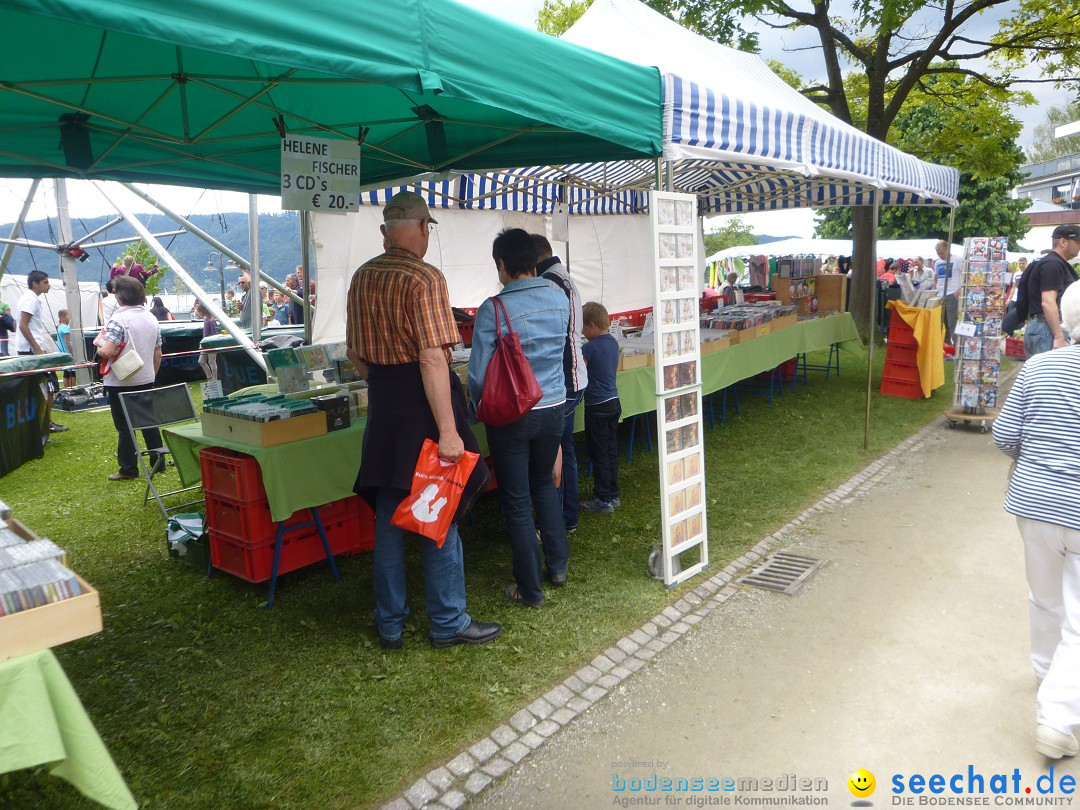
[{"xmin": 469, "ymin": 228, "xmax": 570, "ymax": 608}]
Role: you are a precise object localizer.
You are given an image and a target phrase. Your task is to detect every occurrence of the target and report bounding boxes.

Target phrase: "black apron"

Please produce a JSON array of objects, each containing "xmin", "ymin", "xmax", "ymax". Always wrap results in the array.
[{"xmin": 354, "ymin": 362, "xmax": 489, "ymax": 525}]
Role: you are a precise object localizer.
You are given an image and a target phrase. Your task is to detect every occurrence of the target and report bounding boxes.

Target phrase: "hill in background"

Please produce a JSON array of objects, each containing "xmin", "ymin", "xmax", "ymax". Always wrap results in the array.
[{"xmin": 0, "ymin": 210, "xmax": 308, "ymax": 293}]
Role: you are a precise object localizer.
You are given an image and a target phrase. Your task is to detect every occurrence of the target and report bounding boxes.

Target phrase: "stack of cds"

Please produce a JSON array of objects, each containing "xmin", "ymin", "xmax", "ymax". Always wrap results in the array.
[{"xmin": 0, "ymin": 522, "xmax": 83, "ymax": 617}]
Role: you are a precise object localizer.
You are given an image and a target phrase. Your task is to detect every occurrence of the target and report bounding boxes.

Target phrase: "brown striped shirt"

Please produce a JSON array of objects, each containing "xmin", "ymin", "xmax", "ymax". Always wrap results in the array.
[{"xmin": 346, "ymin": 248, "xmax": 459, "ymax": 366}]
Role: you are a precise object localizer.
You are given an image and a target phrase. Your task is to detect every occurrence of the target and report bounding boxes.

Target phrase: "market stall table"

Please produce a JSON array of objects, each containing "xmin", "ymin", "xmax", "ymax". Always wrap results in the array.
[
  {"xmin": 0, "ymin": 649, "xmax": 137, "ymax": 810},
  {"xmin": 0, "ymin": 352, "xmax": 72, "ymax": 477}
]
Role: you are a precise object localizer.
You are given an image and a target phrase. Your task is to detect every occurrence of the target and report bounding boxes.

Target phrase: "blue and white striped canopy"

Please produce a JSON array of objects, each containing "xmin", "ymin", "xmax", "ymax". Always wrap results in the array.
[{"xmin": 358, "ymin": 0, "xmax": 958, "ymax": 215}]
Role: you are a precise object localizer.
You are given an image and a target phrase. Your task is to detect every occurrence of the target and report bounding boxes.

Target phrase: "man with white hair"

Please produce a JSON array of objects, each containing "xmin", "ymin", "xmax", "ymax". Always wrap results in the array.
[
  {"xmin": 1023, "ymin": 224, "xmax": 1080, "ymax": 357},
  {"xmin": 934, "ymin": 240, "xmax": 962, "ymax": 346},
  {"xmin": 346, "ymin": 190, "xmax": 501, "ymax": 651},
  {"xmin": 994, "ymin": 280, "xmax": 1080, "ymax": 759}
]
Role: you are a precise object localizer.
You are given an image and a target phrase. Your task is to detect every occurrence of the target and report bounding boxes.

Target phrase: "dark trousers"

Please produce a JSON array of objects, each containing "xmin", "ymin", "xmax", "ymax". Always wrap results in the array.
[
  {"xmin": 487, "ymin": 405, "xmax": 566, "ymax": 602},
  {"xmin": 106, "ymin": 384, "xmax": 161, "ymax": 476},
  {"xmin": 584, "ymin": 398, "xmax": 621, "ymax": 503},
  {"xmin": 558, "ymin": 391, "xmax": 583, "ymax": 528}
]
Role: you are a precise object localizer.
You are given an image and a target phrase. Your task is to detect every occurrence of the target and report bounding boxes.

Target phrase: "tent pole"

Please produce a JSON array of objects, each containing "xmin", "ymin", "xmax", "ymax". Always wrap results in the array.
[
  {"xmin": 93, "ymin": 182, "xmax": 266, "ymax": 371},
  {"xmin": 0, "ymin": 179, "xmax": 40, "ymax": 282},
  {"xmin": 118, "ymin": 183, "xmax": 303, "ymax": 309},
  {"xmin": 249, "ymin": 194, "xmax": 261, "ymax": 344},
  {"xmin": 54, "ymin": 179, "xmax": 90, "ymax": 378},
  {"xmin": 864, "ymin": 201, "xmax": 880, "ymax": 450},
  {"xmin": 301, "ymin": 211, "xmax": 313, "ymax": 344}
]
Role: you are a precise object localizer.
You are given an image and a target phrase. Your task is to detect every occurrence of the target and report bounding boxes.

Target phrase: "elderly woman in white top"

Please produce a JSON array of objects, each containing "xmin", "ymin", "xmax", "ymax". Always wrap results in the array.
[
  {"xmin": 96, "ymin": 275, "xmax": 163, "ymax": 481},
  {"xmin": 994, "ymin": 280, "xmax": 1080, "ymax": 759}
]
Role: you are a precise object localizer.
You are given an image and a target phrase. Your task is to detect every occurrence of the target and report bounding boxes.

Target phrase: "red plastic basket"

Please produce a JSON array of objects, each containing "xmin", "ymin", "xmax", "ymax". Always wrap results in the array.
[
  {"xmin": 880, "ymin": 377, "xmax": 923, "ymax": 400},
  {"xmin": 1005, "ymin": 337, "xmax": 1025, "ymax": 358},
  {"xmin": 887, "ymin": 317, "xmax": 917, "ymax": 348},
  {"xmin": 209, "ymin": 513, "xmax": 367, "ymax": 583},
  {"xmin": 205, "ymin": 493, "xmax": 360, "ymax": 549},
  {"xmin": 199, "ymin": 447, "xmax": 264, "ymax": 502},
  {"xmin": 882, "ymin": 361, "xmax": 920, "ymax": 384}
]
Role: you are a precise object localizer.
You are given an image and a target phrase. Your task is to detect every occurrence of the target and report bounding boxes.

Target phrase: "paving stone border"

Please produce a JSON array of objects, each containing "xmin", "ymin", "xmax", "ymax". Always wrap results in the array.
[{"xmin": 379, "ymin": 412, "xmax": 957, "ymax": 809}]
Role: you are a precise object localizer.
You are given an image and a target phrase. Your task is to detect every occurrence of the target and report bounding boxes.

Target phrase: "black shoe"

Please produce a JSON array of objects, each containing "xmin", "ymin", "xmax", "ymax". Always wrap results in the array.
[
  {"xmin": 504, "ymin": 584, "xmax": 545, "ymax": 608},
  {"xmin": 150, "ymin": 456, "xmax": 167, "ymax": 476},
  {"xmin": 48, "ymin": 422, "xmax": 69, "ymax": 433},
  {"xmin": 379, "ymin": 635, "xmax": 403, "ymax": 650},
  {"xmin": 566, "ymin": 524, "xmax": 578, "ymax": 533},
  {"xmin": 548, "ymin": 569, "xmax": 568, "ymax": 588},
  {"xmin": 429, "ymin": 619, "xmax": 504, "ymax": 648}
]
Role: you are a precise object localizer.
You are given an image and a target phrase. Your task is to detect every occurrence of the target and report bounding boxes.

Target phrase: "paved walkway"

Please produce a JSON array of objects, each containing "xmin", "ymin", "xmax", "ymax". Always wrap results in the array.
[{"xmin": 382, "ymin": 376, "xmax": 1080, "ymax": 810}]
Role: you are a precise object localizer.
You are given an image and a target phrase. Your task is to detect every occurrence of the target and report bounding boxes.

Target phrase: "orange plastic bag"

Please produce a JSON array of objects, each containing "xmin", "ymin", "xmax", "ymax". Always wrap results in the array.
[{"xmin": 391, "ymin": 439, "xmax": 480, "ymax": 547}]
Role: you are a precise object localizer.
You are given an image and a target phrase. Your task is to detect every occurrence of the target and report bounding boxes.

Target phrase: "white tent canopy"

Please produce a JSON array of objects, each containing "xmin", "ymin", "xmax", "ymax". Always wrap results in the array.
[
  {"xmin": 1, "ymin": 275, "xmax": 100, "ymax": 345},
  {"xmin": 310, "ymin": 209, "xmax": 666, "ymax": 345}
]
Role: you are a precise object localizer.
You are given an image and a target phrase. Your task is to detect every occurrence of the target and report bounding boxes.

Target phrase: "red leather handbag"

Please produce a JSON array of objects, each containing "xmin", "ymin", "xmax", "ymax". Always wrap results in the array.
[{"xmin": 475, "ymin": 296, "xmax": 542, "ymax": 427}]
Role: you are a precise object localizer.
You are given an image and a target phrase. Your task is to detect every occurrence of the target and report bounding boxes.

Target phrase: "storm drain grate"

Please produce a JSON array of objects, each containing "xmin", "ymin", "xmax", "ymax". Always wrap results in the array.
[{"xmin": 739, "ymin": 552, "xmax": 825, "ymax": 595}]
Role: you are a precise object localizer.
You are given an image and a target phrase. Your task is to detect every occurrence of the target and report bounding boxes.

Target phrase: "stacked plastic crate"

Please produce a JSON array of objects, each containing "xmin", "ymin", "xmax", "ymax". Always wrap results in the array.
[
  {"xmin": 880, "ymin": 316, "xmax": 922, "ymax": 399},
  {"xmin": 199, "ymin": 447, "xmax": 373, "ymax": 583}
]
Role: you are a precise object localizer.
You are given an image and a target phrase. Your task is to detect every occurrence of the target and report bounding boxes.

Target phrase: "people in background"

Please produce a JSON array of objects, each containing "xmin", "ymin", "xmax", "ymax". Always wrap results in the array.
[
  {"xmin": 194, "ymin": 300, "xmax": 218, "ymax": 381},
  {"xmin": 532, "ymin": 233, "xmax": 588, "ymax": 535},
  {"xmin": 285, "ymin": 272, "xmax": 304, "ymax": 324},
  {"xmin": 14, "ymin": 270, "xmax": 66, "ymax": 434},
  {"xmin": 346, "ymin": 190, "xmax": 500, "ymax": 650},
  {"xmin": 1024, "ymin": 225, "xmax": 1080, "ymax": 357},
  {"xmin": 1002, "ymin": 256, "xmax": 1029, "ymax": 336},
  {"xmin": 935, "ymin": 240, "xmax": 962, "ymax": 346},
  {"xmin": 237, "ymin": 272, "xmax": 256, "ymax": 329},
  {"xmin": 0, "ymin": 301, "xmax": 14, "ymax": 356},
  {"xmin": 55, "ymin": 309, "xmax": 76, "ymax": 388},
  {"xmin": 719, "ymin": 271, "xmax": 742, "ymax": 305},
  {"xmin": 468, "ymin": 228, "xmax": 570, "ymax": 608},
  {"xmin": 223, "ymin": 289, "xmax": 239, "ymax": 318},
  {"xmin": 96, "ymin": 276, "xmax": 163, "ymax": 481},
  {"xmin": 109, "ymin": 255, "xmax": 159, "ymax": 284},
  {"xmin": 149, "ymin": 296, "xmax": 174, "ymax": 321},
  {"xmin": 271, "ymin": 290, "xmax": 289, "ymax": 325},
  {"xmin": 993, "ymin": 280, "xmax": 1080, "ymax": 760},
  {"xmin": 580, "ymin": 301, "xmax": 621, "ymax": 514}
]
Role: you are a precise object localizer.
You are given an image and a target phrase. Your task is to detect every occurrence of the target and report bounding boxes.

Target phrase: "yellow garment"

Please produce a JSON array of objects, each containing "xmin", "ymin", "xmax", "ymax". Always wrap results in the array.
[{"xmin": 887, "ymin": 300, "xmax": 945, "ymax": 398}]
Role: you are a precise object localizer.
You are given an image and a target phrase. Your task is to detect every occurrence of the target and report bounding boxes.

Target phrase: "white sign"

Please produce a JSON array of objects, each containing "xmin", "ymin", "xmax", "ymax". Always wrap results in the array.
[
  {"xmin": 280, "ymin": 135, "xmax": 361, "ymax": 214},
  {"xmin": 954, "ymin": 321, "xmax": 977, "ymax": 337}
]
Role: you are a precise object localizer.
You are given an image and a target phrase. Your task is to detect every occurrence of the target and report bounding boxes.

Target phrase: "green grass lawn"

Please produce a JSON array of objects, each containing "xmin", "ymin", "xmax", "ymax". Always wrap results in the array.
[{"xmin": 0, "ymin": 345, "xmax": 958, "ymax": 809}]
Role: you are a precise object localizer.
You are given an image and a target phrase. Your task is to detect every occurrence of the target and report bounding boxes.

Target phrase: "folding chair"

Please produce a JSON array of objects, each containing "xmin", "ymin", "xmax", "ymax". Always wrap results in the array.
[{"xmin": 118, "ymin": 383, "xmax": 203, "ymax": 519}]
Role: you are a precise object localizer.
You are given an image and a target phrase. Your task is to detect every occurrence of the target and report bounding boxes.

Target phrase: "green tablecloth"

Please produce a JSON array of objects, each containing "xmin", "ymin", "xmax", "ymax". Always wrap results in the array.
[
  {"xmin": 165, "ymin": 418, "xmax": 492, "ymax": 522},
  {"xmin": 164, "ymin": 420, "xmax": 365, "ymax": 522},
  {"xmin": 605, "ymin": 312, "xmax": 862, "ymax": 421},
  {"xmin": 0, "ymin": 650, "xmax": 137, "ymax": 810},
  {"xmin": 0, "ymin": 352, "xmax": 74, "ymax": 374}
]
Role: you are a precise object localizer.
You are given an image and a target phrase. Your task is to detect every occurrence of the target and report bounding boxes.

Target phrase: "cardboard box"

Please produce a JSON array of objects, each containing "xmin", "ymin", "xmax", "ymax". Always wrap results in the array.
[
  {"xmin": 700, "ymin": 335, "xmax": 732, "ymax": 355},
  {"xmin": 771, "ymin": 313, "xmax": 797, "ymax": 332},
  {"xmin": 0, "ymin": 572, "xmax": 102, "ymax": 662},
  {"xmin": 202, "ymin": 410, "xmax": 328, "ymax": 447},
  {"xmin": 620, "ymin": 351, "xmax": 654, "ymax": 370},
  {"xmin": 731, "ymin": 323, "xmax": 770, "ymax": 344}
]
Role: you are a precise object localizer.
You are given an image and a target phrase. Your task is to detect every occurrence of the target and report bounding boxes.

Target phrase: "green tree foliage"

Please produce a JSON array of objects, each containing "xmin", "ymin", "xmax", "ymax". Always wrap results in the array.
[
  {"xmin": 814, "ymin": 72, "xmax": 1031, "ymax": 248},
  {"xmin": 1026, "ymin": 99, "xmax": 1080, "ymax": 163},
  {"xmin": 537, "ymin": 0, "xmax": 757, "ymax": 47},
  {"xmin": 704, "ymin": 217, "xmax": 756, "ymax": 255}
]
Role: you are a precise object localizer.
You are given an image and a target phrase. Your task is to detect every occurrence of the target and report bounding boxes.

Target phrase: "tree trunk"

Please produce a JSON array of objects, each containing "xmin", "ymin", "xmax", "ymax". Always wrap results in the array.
[{"xmin": 849, "ymin": 206, "xmax": 878, "ymax": 342}]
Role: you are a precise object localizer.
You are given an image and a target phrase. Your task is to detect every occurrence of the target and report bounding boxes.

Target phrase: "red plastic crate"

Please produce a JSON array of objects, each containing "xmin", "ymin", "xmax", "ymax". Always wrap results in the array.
[
  {"xmin": 209, "ymin": 514, "xmax": 363, "ymax": 583},
  {"xmin": 744, "ymin": 292, "xmax": 776, "ymax": 303},
  {"xmin": 880, "ymin": 376, "xmax": 923, "ymax": 400},
  {"xmin": 882, "ymin": 360, "xmax": 920, "ymax": 384},
  {"xmin": 884, "ymin": 344, "xmax": 918, "ymax": 366},
  {"xmin": 205, "ymin": 493, "xmax": 359, "ymax": 549},
  {"xmin": 887, "ymin": 317, "xmax": 917, "ymax": 348},
  {"xmin": 199, "ymin": 447, "xmax": 264, "ymax": 502},
  {"xmin": 1005, "ymin": 337, "xmax": 1025, "ymax": 358}
]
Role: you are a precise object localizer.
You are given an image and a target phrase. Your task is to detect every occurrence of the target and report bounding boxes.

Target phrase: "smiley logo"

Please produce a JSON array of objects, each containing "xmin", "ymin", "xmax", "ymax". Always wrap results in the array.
[
  {"xmin": 846, "ymin": 768, "xmax": 872, "ymax": 803},
  {"xmin": 848, "ymin": 768, "xmax": 876, "ymax": 798}
]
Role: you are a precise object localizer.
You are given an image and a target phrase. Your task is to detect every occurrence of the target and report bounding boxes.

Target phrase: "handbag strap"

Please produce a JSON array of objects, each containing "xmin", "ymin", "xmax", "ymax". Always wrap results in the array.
[{"xmin": 490, "ymin": 296, "xmax": 513, "ymax": 340}]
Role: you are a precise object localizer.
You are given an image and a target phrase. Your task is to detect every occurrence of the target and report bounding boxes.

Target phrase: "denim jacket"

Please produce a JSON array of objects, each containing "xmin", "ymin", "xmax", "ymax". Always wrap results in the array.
[{"xmin": 468, "ymin": 277, "xmax": 570, "ymax": 411}]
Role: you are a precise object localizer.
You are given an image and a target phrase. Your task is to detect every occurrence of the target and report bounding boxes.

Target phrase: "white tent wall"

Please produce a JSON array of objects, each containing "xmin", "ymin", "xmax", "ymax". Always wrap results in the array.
[
  {"xmin": 310, "ymin": 208, "xmax": 546, "ymax": 345},
  {"xmin": 1, "ymin": 275, "xmax": 100, "ymax": 345}
]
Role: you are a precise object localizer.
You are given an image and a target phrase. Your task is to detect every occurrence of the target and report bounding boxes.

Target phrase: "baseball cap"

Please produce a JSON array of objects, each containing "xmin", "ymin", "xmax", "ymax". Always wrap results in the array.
[
  {"xmin": 0, "ymin": 301, "xmax": 8, "ymax": 312},
  {"xmin": 383, "ymin": 190, "xmax": 438, "ymax": 224},
  {"xmin": 1052, "ymin": 224, "xmax": 1080, "ymax": 241}
]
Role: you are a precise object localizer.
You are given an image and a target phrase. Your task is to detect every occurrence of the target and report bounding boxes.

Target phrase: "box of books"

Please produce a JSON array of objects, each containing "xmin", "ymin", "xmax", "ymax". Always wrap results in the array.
[{"xmin": 0, "ymin": 519, "xmax": 102, "ymax": 662}]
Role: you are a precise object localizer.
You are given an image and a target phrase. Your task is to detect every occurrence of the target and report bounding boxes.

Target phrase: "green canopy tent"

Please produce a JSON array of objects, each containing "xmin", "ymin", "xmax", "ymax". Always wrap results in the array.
[
  {"xmin": 0, "ymin": 0, "xmax": 661, "ymax": 190},
  {"xmin": 0, "ymin": 0, "xmax": 662, "ymax": 368}
]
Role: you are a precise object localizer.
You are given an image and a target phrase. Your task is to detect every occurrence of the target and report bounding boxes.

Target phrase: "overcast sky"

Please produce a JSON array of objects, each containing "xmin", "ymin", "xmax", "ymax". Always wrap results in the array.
[{"xmin": 0, "ymin": 0, "xmax": 1066, "ymax": 238}]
